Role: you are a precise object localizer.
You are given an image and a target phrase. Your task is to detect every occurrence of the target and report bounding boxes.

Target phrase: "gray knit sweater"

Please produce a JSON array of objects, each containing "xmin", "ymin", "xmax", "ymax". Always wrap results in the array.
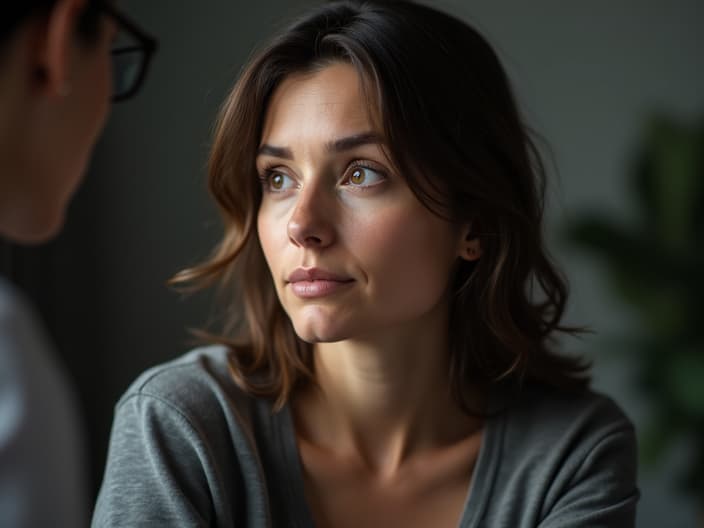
[{"xmin": 92, "ymin": 346, "xmax": 638, "ymax": 527}]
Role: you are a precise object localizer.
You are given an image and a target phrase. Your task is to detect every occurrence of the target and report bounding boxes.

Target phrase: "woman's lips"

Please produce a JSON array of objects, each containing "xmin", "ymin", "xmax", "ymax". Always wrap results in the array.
[
  {"xmin": 289, "ymin": 279, "xmax": 354, "ymax": 298},
  {"xmin": 286, "ymin": 268, "xmax": 354, "ymax": 299}
]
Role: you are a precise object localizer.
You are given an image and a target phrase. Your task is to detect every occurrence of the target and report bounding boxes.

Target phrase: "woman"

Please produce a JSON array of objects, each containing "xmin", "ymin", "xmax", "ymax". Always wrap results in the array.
[
  {"xmin": 0, "ymin": 1, "xmax": 154, "ymax": 526},
  {"xmin": 94, "ymin": 1, "xmax": 638, "ymax": 526}
]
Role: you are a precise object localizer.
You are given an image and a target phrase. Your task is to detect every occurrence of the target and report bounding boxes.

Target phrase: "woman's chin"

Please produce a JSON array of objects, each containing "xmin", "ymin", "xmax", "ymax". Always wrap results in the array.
[
  {"xmin": 291, "ymin": 319, "xmax": 350, "ymax": 344},
  {"xmin": 294, "ymin": 328, "xmax": 346, "ymax": 344}
]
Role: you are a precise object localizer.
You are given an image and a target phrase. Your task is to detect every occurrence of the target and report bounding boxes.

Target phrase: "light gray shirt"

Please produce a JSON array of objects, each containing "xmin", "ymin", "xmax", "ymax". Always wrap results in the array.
[
  {"xmin": 0, "ymin": 278, "xmax": 87, "ymax": 528},
  {"xmin": 93, "ymin": 346, "xmax": 638, "ymax": 527}
]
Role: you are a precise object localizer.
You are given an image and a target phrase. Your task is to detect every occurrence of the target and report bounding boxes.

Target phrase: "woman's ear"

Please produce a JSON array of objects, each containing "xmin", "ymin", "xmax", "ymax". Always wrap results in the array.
[
  {"xmin": 458, "ymin": 223, "xmax": 482, "ymax": 262},
  {"xmin": 33, "ymin": 0, "xmax": 87, "ymax": 98}
]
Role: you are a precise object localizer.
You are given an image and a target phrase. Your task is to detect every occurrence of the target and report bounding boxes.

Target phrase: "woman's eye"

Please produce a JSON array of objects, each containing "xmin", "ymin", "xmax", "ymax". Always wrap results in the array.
[
  {"xmin": 345, "ymin": 165, "xmax": 385, "ymax": 188},
  {"xmin": 263, "ymin": 171, "xmax": 295, "ymax": 192}
]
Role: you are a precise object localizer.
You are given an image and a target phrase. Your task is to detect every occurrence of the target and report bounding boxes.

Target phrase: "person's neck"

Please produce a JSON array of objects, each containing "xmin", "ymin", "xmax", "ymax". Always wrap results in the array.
[{"xmin": 292, "ymin": 304, "xmax": 483, "ymax": 479}]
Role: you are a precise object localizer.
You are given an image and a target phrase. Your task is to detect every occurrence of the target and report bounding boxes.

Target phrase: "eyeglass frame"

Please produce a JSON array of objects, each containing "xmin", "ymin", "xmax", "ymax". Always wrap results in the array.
[{"xmin": 99, "ymin": 2, "xmax": 158, "ymax": 102}]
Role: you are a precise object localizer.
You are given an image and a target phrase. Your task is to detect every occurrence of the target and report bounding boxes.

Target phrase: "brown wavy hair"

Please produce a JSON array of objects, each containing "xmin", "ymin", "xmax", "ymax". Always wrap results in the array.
[{"xmin": 172, "ymin": 0, "xmax": 590, "ymax": 410}]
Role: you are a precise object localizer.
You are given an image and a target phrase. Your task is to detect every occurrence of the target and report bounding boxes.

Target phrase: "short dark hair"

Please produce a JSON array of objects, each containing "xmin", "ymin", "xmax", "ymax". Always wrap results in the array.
[
  {"xmin": 173, "ymin": 0, "xmax": 590, "ymax": 410},
  {"xmin": 1, "ymin": 0, "xmax": 103, "ymax": 48}
]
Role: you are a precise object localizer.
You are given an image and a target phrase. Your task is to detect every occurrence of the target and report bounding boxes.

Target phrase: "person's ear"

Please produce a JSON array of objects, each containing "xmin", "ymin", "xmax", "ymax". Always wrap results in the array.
[
  {"xmin": 458, "ymin": 223, "xmax": 482, "ymax": 262},
  {"xmin": 34, "ymin": 0, "xmax": 87, "ymax": 98}
]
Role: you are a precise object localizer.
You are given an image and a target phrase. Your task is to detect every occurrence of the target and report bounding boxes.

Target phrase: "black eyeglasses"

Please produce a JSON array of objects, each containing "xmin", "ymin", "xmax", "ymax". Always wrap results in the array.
[{"xmin": 100, "ymin": 3, "xmax": 158, "ymax": 102}]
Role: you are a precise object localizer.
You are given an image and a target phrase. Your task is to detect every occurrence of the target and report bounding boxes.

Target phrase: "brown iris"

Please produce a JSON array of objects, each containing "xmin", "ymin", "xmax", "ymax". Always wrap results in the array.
[
  {"xmin": 350, "ymin": 168, "xmax": 366, "ymax": 185},
  {"xmin": 271, "ymin": 173, "xmax": 285, "ymax": 190}
]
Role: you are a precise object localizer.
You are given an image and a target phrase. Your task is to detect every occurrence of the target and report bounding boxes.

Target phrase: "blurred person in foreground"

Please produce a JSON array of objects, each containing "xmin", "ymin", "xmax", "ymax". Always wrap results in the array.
[{"xmin": 0, "ymin": 1, "xmax": 155, "ymax": 525}]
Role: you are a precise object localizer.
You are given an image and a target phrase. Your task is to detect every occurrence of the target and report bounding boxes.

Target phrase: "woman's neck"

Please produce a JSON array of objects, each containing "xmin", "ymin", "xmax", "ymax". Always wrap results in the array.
[{"xmin": 292, "ymin": 306, "xmax": 484, "ymax": 479}]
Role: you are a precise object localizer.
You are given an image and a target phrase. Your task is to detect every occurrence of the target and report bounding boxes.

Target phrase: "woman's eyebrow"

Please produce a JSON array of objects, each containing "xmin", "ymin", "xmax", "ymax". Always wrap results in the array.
[
  {"xmin": 257, "ymin": 131, "xmax": 382, "ymax": 160},
  {"xmin": 326, "ymin": 132, "xmax": 382, "ymax": 152},
  {"xmin": 257, "ymin": 144, "xmax": 293, "ymax": 159}
]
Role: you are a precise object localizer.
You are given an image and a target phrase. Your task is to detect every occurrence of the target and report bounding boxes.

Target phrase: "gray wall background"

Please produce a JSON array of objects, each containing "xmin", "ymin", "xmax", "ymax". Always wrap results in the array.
[{"xmin": 57, "ymin": 1, "xmax": 702, "ymax": 525}]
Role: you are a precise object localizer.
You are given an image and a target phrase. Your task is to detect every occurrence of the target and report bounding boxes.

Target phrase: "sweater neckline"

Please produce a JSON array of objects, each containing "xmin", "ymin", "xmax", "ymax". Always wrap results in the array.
[{"xmin": 272, "ymin": 392, "xmax": 506, "ymax": 528}]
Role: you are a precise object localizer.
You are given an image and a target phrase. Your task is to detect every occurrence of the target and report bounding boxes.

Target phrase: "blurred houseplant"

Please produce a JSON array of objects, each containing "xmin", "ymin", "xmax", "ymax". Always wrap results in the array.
[{"xmin": 565, "ymin": 115, "xmax": 704, "ymax": 506}]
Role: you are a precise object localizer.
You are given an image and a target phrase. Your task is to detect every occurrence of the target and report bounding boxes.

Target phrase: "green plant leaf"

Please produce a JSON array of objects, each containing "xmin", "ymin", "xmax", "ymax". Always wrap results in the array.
[
  {"xmin": 564, "ymin": 114, "xmax": 704, "ymax": 497},
  {"xmin": 633, "ymin": 116, "xmax": 704, "ymax": 249},
  {"xmin": 663, "ymin": 352, "xmax": 704, "ymax": 417}
]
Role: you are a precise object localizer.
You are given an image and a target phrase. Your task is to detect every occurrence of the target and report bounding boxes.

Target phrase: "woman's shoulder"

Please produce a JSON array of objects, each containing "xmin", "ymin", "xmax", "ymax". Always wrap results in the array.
[
  {"xmin": 478, "ymin": 383, "xmax": 638, "ymax": 525},
  {"xmin": 116, "ymin": 345, "xmax": 267, "ymax": 427},
  {"xmin": 491, "ymin": 382, "xmax": 637, "ymax": 502},
  {"xmin": 124, "ymin": 345, "xmax": 234, "ymax": 394},
  {"xmin": 95, "ymin": 346, "xmax": 279, "ymax": 527},
  {"xmin": 499, "ymin": 382, "xmax": 634, "ymax": 444}
]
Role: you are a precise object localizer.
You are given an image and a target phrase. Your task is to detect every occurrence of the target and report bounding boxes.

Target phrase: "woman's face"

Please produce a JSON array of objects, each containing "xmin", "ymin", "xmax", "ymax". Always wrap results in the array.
[{"xmin": 256, "ymin": 62, "xmax": 467, "ymax": 344}]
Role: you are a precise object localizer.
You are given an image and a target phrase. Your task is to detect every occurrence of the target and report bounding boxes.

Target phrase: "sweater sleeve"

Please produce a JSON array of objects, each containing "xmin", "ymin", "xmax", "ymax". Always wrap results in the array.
[
  {"xmin": 538, "ymin": 423, "xmax": 639, "ymax": 528},
  {"xmin": 92, "ymin": 392, "xmax": 215, "ymax": 527}
]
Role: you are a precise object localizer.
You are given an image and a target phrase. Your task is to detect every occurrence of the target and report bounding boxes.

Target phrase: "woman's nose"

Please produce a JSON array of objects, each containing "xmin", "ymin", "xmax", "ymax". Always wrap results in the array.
[{"xmin": 286, "ymin": 185, "xmax": 336, "ymax": 249}]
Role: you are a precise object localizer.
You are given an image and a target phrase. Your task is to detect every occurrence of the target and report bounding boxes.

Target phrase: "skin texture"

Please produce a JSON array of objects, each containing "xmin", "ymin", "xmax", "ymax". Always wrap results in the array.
[
  {"xmin": 0, "ymin": 0, "xmax": 115, "ymax": 244},
  {"xmin": 257, "ymin": 63, "xmax": 478, "ymax": 345},
  {"xmin": 256, "ymin": 63, "xmax": 484, "ymax": 528}
]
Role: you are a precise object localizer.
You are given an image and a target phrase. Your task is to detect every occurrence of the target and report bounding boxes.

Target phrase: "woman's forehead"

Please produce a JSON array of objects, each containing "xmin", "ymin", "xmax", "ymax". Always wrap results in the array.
[{"xmin": 260, "ymin": 63, "xmax": 382, "ymax": 147}]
